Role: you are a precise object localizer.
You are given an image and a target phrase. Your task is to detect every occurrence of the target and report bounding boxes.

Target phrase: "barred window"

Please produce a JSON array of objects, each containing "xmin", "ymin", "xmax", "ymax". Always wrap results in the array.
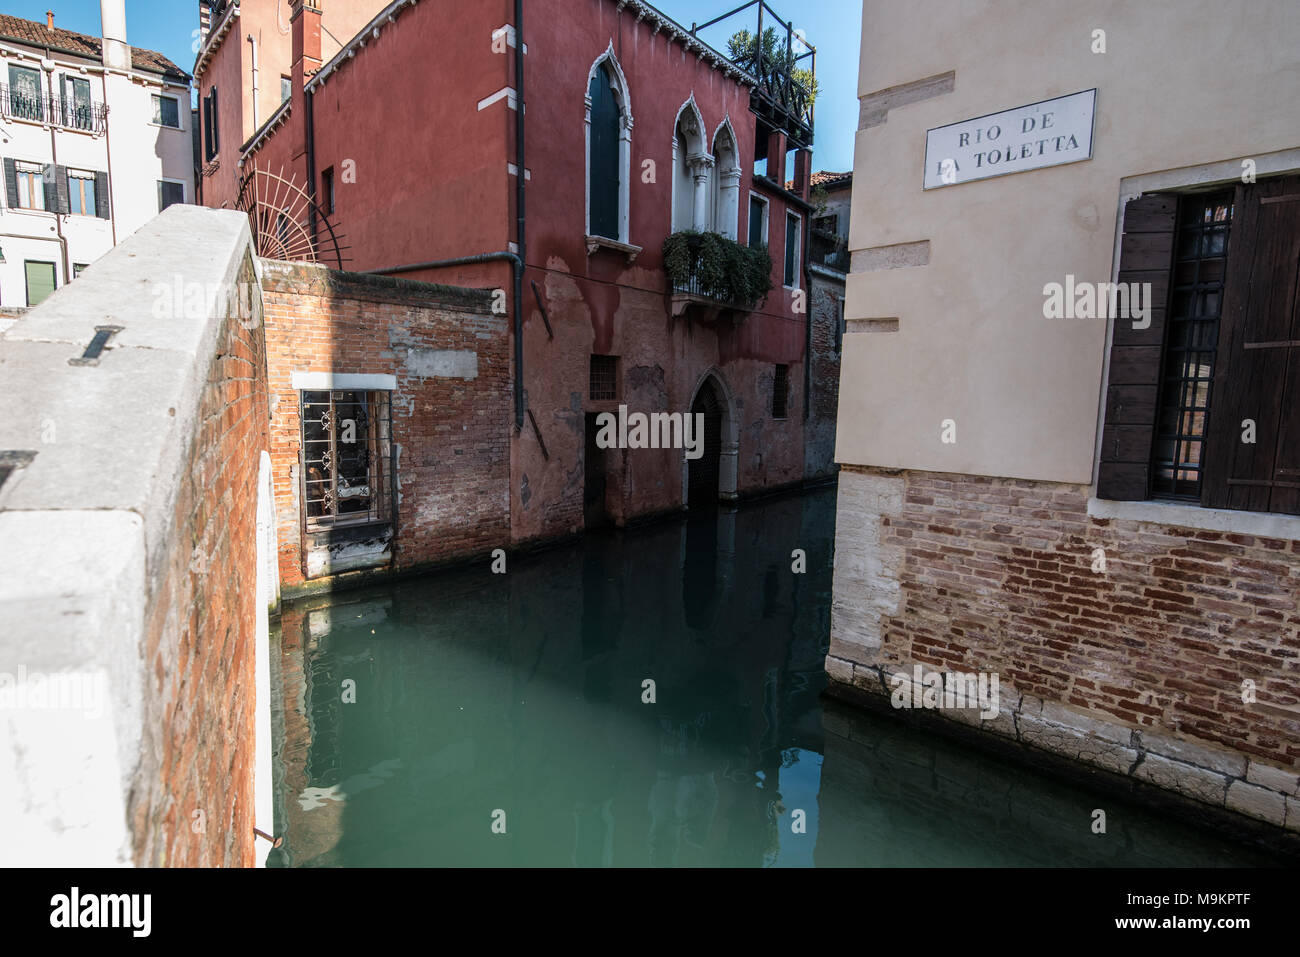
[
  {"xmin": 772, "ymin": 363, "xmax": 789, "ymax": 419},
  {"xmin": 589, "ymin": 354, "xmax": 618, "ymax": 401},
  {"xmin": 300, "ymin": 390, "xmax": 393, "ymax": 528}
]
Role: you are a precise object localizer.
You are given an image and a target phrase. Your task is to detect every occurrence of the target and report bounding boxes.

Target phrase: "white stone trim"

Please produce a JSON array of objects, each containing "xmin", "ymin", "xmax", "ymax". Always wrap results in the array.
[
  {"xmin": 1087, "ymin": 497, "xmax": 1300, "ymax": 540},
  {"xmin": 477, "ymin": 86, "xmax": 518, "ymax": 112},
  {"xmin": 291, "ymin": 372, "xmax": 396, "ymax": 391}
]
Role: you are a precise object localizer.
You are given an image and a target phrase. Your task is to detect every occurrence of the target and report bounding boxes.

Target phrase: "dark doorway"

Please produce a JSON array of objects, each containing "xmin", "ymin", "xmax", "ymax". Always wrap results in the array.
[
  {"xmin": 584, "ymin": 411, "xmax": 609, "ymax": 527},
  {"xmin": 687, "ymin": 379, "xmax": 723, "ymax": 508}
]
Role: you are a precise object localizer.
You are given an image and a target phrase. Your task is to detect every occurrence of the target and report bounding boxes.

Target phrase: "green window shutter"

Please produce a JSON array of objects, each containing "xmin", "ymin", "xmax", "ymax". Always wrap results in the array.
[
  {"xmin": 25, "ymin": 261, "xmax": 57, "ymax": 307},
  {"xmin": 587, "ymin": 68, "xmax": 619, "ymax": 240},
  {"xmin": 1096, "ymin": 193, "xmax": 1178, "ymax": 500}
]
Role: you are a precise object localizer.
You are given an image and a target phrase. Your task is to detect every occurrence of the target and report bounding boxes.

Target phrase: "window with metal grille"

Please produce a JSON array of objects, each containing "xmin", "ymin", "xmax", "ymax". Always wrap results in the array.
[
  {"xmin": 1149, "ymin": 192, "xmax": 1233, "ymax": 499},
  {"xmin": 772, "ymin": 363, "xmax": 789, "ymax": 418},
  {"xmin": 589, "ymin": 354, "xmax": 618, "ymax": 401},
  {"xmin": 300, "ymin": 390, "xmax": 393, "ymax": 529}
]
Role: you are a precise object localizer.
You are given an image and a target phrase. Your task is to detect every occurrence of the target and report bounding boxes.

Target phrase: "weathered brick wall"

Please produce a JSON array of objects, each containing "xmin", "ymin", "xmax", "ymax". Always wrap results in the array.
[
  {"xmin": 134, "ymin": 251, "xmax": 269, "ymax": 866},
  {"xmin": 828, "ymin": 466, "xmax": 1300, "ymax": 831},
  {"xmin": 261, "ymin": 263, "xmax": 509, "ymax": 593},
  {"xmin": 805, "ymin": 272, "xmax": 843, "ymax": 479}
]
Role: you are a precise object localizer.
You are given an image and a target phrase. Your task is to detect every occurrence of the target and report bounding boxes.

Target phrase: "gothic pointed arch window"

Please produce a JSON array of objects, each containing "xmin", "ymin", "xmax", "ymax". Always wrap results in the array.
[
  {"xmin": 585, "ymin": 46, "xmax": 633, "ymax": 244},
  {"xmin": 712, "ymin": 119, "xmax": 741, "ymax": 240},
  {"xmin": 671, "ymin": 96, "xmax": 711, "ymax": 234}
]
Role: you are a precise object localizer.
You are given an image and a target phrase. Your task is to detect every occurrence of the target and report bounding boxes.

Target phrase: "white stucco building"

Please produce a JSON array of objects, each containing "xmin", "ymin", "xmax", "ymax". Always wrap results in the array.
[{"xmin": 0, "ymin": 2, "xmax": 192, "ymax": 309}]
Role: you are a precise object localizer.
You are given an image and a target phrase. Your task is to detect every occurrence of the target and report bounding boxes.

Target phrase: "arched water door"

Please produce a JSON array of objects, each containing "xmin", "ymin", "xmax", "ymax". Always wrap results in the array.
[{"xmin": 688, "ymin": 380, "xmax": 724, "ymax": 506}]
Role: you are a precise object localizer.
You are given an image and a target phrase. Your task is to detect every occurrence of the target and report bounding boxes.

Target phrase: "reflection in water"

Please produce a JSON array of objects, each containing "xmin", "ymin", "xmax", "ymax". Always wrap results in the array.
[{"xmin": 270, "ymin": 486, "xmax": 1284, "ymax": 867}]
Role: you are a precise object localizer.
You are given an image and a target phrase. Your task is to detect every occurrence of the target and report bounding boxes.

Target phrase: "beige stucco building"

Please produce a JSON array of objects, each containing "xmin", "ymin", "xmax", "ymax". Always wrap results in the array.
[{"xmin": 831, "ymin": 0, "xmax": 1300, "ymax": 840}]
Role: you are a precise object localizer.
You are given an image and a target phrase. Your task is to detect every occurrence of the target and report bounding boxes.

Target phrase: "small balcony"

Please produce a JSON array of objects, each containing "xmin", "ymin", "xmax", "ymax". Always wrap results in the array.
[
  {"xmin": 1, "ymin": 85, "xmax": 110, "ymax": 134},
  {"xmin": 810, "ymin": 229, "xmax": 849, "ymax": 273},
  {"xmin": 664, "ymin": 230, "xmax": 773, "ymax": 324}
]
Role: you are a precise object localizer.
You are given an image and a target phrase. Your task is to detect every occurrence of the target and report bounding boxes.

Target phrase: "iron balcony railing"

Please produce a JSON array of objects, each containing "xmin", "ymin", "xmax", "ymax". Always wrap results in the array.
[
  {"xmin": 810, "ymin": 230, "xmax": 848, "ymax": 272},
  {"xmin": 1, "ymin": 84, "xmax": 110, "ymax": 133}
]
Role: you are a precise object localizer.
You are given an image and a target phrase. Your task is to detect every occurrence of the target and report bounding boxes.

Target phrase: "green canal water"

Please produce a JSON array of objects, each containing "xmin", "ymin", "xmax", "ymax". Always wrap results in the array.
[{"xmin": 268, "ymin": 485, "xmax": 1285, "ymax": 867}]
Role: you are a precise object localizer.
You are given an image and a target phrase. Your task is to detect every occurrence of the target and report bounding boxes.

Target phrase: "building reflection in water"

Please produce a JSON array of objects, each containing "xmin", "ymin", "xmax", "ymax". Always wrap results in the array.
[{"xmin": 269, "ymin": 485, "xmax": 1284, "ymax": 868}]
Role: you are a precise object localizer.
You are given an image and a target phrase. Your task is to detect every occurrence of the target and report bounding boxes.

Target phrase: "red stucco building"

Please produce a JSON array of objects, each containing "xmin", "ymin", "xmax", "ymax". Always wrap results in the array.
[{"xmin": 194, "ymin": 0, "xmax": 826, "ymax": 585}]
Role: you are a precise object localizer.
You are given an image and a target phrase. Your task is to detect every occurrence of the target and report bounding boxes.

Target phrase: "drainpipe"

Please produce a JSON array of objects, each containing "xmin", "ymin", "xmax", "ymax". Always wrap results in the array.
[
  {"xmin": 363, "ymin": 251, "xmax": 523, "ymax": 277},
  {"xmin": 42, "ymin": 52, "xmax": 70, "ymax": 283},
  {"xmin": 248, "ymin": 34, "xmax": 260, "ymax": 130},
  {"xmin": 512, "ymin": 0, "xmax": 527, "ymax": 431},
  {"xmin": 305, "ymin": 85, "xmax": 316, "ymax": 243}
]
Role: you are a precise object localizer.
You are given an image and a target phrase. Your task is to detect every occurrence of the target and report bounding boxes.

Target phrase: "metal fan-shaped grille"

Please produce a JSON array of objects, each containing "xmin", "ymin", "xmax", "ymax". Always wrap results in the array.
[{"xmin": 235, "ymin": 164, "xmax": 349, "ymax": 269}]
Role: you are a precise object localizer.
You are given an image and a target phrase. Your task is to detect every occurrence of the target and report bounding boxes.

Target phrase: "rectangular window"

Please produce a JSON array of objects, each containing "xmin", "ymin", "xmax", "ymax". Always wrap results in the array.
[
  {"xmin": 73, "ymin": 263, "xmax": 88, "ymax": 278},
  {"xmin": 300, "ymin": 390, "xmax": 393, "ymax": 529},
  {"xmin": 152, "ymin": 93, "xmax": 181, "ymax": 128},
  {"xmin": 15, "ymin": 162, "xmax": 45, "ymax": 210},
  {"xmin": 1099, "ymin": 176, "xmax": 1300, "ymax": 516},
  {"xmin": 203, "ymin": 87, "xmax": 219, "ymax": 161},
  {"xmin": 748, "ymin": 194, "xmax": 769, "ymax": 248},
  {"xmin": 772, "ymin": 364, "xmax": 789, "ymax": 419},
  {"xmin": 63, "ymin": 75, "xmax": 92, "ymax": 130},
  {"xmin": 1150, "ymin": 192, "xmax": 1233, "ymax": 499},
  {"xmin": 158, "ymin": 180, "xmax": 185, "ymax": 211},
  {"xmin": 24, "ymin": 260, "xmax": 56, "ymax": 307},
  {"xmin": 589, "ymin": 354, "xmax": 618, "ymax": 401},
  {"xmin": 784, "ymin": 212, "xmax": 801, "ymax": 287},
  {"xmin": 281, "ymin": 76, "xmax": 292, "ymax": 103},
  {"xmin": 813, "ymin": 214, "xmax": 838, "ymax": 236},
  {"xmin": 68, "ymin": 171, "xmax": 97, "ymax": 216},
  {"xmin": 321, "ymin": 166, "xmax": 335, "ymax": 215},
  {"xmin": 8, "ymin": 64, "xmax": 43, "ymax": 122}
]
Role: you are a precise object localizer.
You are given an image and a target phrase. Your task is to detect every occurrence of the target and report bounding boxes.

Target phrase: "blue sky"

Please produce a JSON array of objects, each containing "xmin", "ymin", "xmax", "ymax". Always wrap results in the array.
[{"xmin": 7, "ymin": 0, "xmax": 860, "ymax": 171}]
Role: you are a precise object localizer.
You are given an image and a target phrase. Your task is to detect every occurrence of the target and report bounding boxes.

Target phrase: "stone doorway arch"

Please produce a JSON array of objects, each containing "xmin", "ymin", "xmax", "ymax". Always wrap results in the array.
[{"xmin": 683, "ymin": 369, "xmax": 739, "ymax": 507}]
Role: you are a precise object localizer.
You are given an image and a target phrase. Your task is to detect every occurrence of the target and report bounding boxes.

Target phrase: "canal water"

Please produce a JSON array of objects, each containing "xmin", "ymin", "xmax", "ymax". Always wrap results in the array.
[{"xmin": 268, "ymin": 485, "xmax": 1284, "ymax": 867}]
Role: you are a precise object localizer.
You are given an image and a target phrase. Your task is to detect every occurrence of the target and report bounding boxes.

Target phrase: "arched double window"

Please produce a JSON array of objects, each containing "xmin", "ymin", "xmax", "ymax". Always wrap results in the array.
[{"xmin": 585, "ymin": 45, "xmax": 632, "ymax": 244}]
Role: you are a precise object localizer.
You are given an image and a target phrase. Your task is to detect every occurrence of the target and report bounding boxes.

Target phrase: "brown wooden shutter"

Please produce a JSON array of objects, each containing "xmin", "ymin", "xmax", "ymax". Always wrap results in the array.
[
  {"xmin": 1096, "ymin": 193, "xmax": 1178, "ymax": 500},
  {"xmin": 1202, "ymin": 176, "xmax": 1300, "ymax": 515}
]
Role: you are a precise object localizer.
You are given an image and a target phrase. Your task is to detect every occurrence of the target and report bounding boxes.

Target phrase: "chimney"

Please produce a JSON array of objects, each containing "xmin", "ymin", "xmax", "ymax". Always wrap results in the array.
[
  {"xmin": 46, "ymin": 10, "xmax": 54, "ymax": 30},
  {"xmin": 792, "ymin": 150, "xmax": 813, "ymax": 202},
  {"xmin": 100, "ymin": 0, "xmax": 131, "ymax": 70},
  {"xmin": 291, "ymin": 0, "xmax": 323, "ymax": 93},
  {"xmin": 199, "ymin": 2, "xmax": 212, "ymax": 44}
]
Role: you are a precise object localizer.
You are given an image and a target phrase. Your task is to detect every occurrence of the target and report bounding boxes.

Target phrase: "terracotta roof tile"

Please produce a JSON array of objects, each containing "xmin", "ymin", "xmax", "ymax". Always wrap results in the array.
[
  {"xmin": 785, "ymin": 170, "xmax": 853, "ymax": 191},
  {"xmin": 0, "ymin": 14, "xmax": 190, "ymax": 83}
]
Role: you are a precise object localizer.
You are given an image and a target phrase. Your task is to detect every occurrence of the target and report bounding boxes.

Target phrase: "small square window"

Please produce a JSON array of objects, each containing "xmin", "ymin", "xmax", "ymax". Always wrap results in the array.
[
  {"xmin": 281, "ymin": 76, "xmax": 292, "ymax": 103},
  {"xmin": 589, "ymin": 355, "xmax": 618, "ymax": 401},
  {"xmin": 771, "ymin": 364, "xmax": 789, "ymax": 419},
  {"xmin": 158, "ymin": 180, "xmax": 185, "ymax": 211},
  {"xmin": 152, "ymin": 94, "xmax": 180, "ymax": 128}
]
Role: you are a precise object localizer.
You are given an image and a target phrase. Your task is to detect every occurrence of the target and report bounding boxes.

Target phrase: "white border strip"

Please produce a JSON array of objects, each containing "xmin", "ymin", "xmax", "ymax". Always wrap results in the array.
[
  {"xmin": 290, "ymin": 372, "xmax": 396, "ymax": 391},
  {"xmin": 1087, "ymin": 497, "xmax": 1300, "ymax": 541}
]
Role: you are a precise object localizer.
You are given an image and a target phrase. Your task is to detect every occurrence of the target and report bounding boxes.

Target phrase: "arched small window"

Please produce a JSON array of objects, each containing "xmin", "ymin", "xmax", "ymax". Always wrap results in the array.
[
  {"xmin": 585, "ymin": 46, "xmax": 632, "ymax": 245},
  {"xmin": 671, "ymin": 97, "xmax": 712, "ymax": 234}
]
